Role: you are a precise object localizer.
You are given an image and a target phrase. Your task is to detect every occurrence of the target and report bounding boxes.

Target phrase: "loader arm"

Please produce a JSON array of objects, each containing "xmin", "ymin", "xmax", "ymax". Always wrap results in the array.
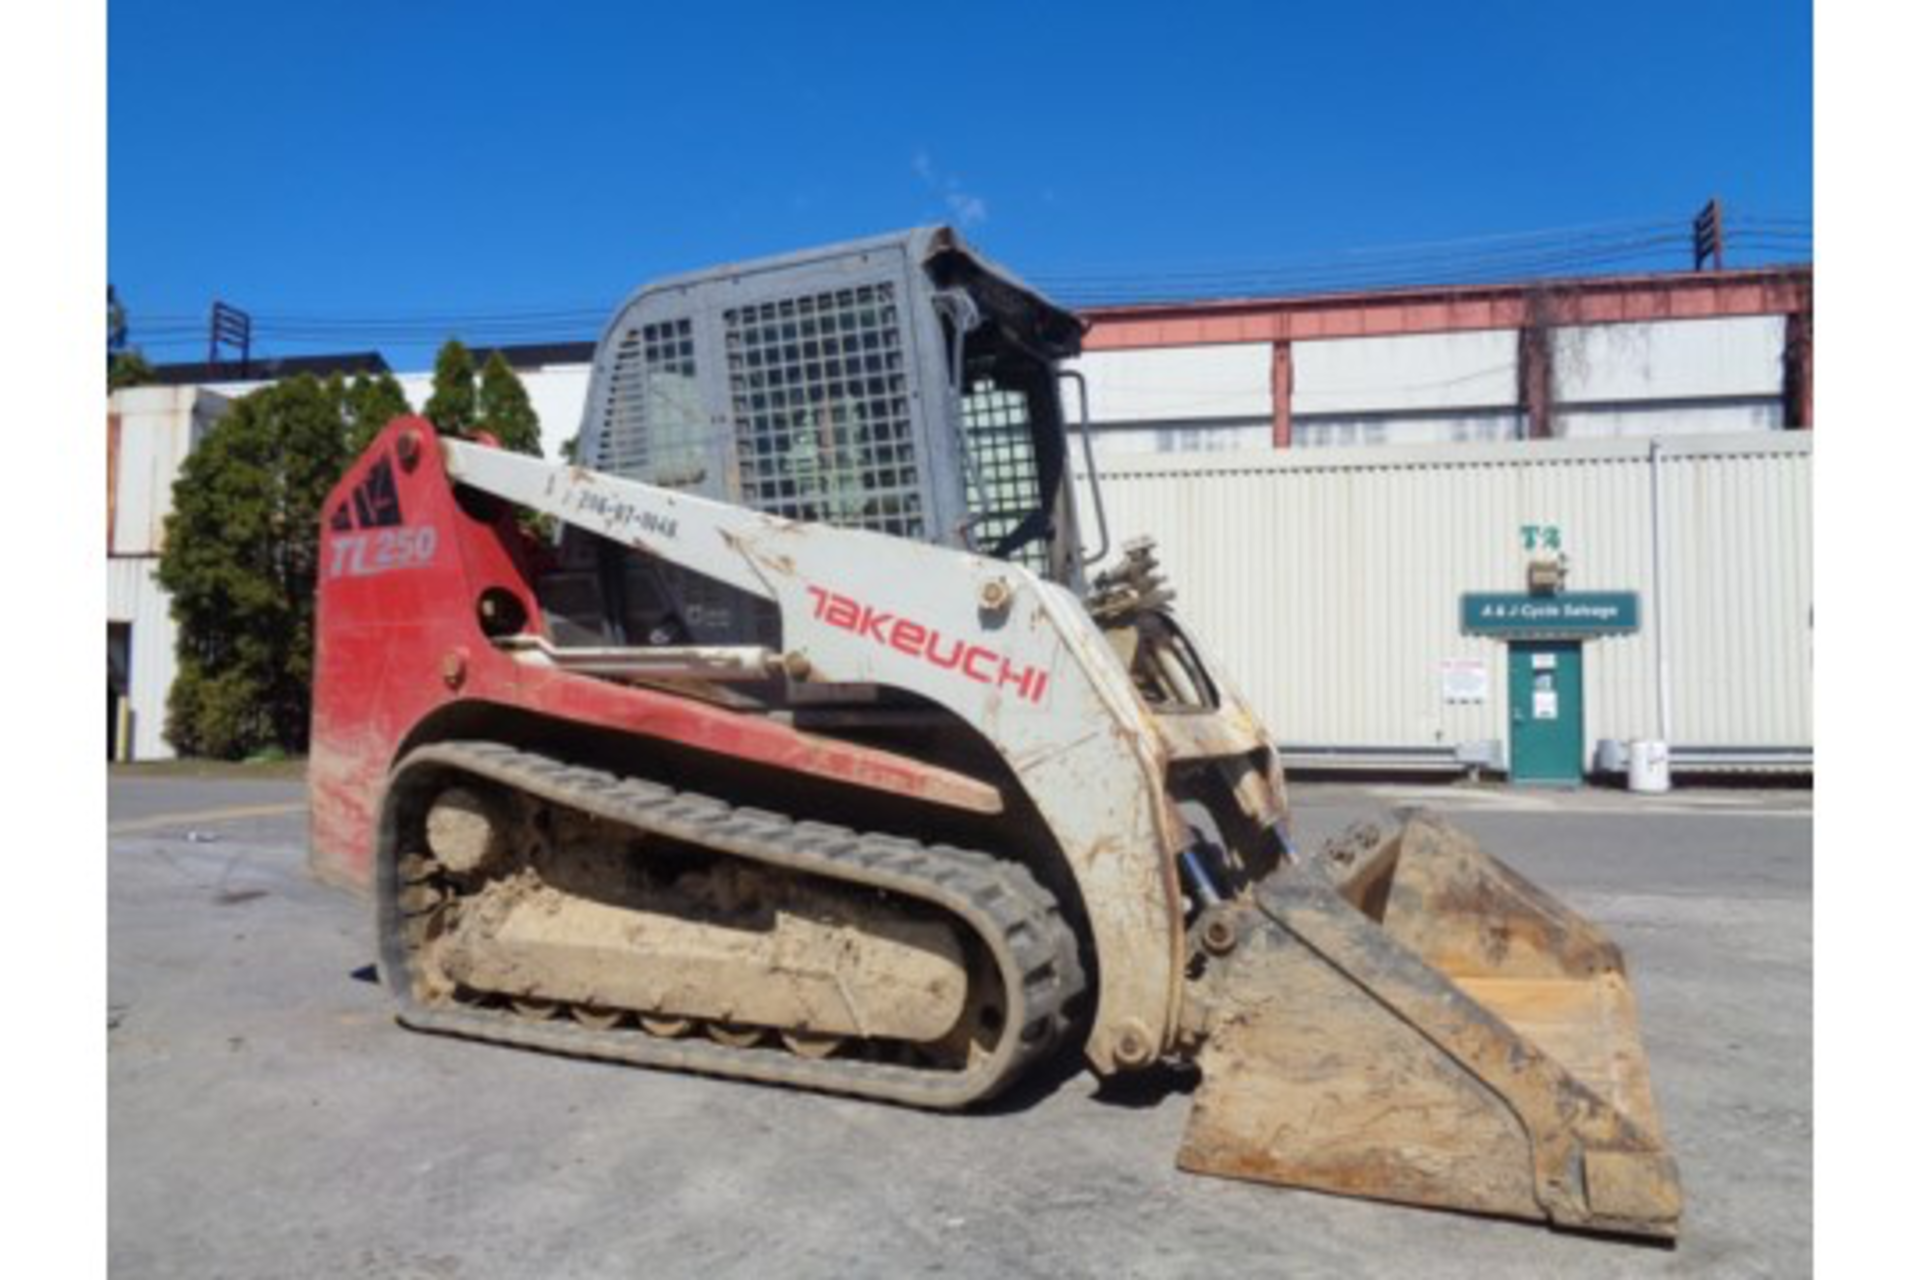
[{"xmin": 443, "ymin": 436, "xmax": 1190, "ymax": 1072}]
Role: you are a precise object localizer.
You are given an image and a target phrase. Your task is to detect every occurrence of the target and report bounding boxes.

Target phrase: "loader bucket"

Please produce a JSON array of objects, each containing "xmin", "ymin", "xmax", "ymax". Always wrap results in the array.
[{"xmin": 1180, "ymin": 812, "xmax": 1681, "ymax": 1240}]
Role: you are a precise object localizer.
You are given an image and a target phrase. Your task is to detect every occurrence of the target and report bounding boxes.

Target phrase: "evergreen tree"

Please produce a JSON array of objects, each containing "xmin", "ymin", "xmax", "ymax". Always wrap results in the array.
[
  {"xmin": 343, "ymin": 371, "xmax": 412, "ymax": 455},
  {"xmin": 108, "ymin": 285, "xmax": 129, "ymax": 356},
  {"xmin": 476, "ymin": 350, "xmax": 542, "ymax": 455},
  {"xmin": 423, "ymin": 338, "xmax": 477, "ymax": 437},
  {"xmin": 107, "ymin": 286, "xmax": 153, "ymax": 390},
  {"xmin": 156, "ymin": 376, "xmax": 350, "ymax": 758},
  {"xmin": 108, "ymin": 351, "xmax": 156, "ymax": 391}
]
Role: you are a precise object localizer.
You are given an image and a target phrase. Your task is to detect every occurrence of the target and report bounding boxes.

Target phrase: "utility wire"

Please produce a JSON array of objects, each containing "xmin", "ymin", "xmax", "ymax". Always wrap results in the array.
[
  {"xmin": 120, "ymin": 212, "xmax": 1812, "ymax": 357},
  {"xmin": 1041, "ymin": 236, "xmax": 1706, "ymax": 303},
  {"xmin": 1039, "ymin": 223, "xmax": 1686, "ymax": 282}
]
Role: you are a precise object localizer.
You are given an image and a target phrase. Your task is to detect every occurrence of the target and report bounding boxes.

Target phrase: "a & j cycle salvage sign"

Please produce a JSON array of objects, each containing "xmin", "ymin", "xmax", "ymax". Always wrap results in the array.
[{"xmin": 1460, "ymin": 591, "xmax": 1641, "ymax": 637}]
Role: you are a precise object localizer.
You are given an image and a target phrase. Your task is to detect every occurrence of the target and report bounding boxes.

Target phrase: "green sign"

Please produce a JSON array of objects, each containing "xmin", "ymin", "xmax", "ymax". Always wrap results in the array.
[{"xmin": 1461, "ymin": 591, "xmax": 1640, "ymax": 637}]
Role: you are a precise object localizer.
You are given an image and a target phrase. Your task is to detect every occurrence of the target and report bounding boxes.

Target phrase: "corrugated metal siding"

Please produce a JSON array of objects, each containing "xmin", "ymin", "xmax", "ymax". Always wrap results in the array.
[
  {"xmin": 108, "ymin": 386, "xmax": 229, "ymax": 557},
  {"xmin": 1077, "ymin": 433, "xmax": 1811, "ymax": 765},
  {"xmin": 110, "ymin": 409, "xmax": 182, "ymax": 556},
  {"xmin": 1663, "ymin": 446, "xmax": 1814, "ymax": 744},
  {"xmin": 107, "ymin": 412, "xmax": 120, "ymax": 550},
  {"xmin": 107, "ymin": 557, "xmax": 180, "ymax": 760}
]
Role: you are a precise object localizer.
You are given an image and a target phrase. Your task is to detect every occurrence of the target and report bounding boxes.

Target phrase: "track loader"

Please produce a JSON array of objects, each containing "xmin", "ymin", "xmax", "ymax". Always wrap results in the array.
[{"xmin": 310, "ymin": 227, "xmax": 1681, "ymax": 1238}]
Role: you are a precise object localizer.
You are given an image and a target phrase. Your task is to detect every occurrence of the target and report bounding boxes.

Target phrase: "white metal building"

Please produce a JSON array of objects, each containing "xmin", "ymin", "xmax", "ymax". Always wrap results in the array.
[
  {"xmin": 1080, "ymin": 432, "xmax": 1811, "ymax": 775},
  {"xmin": 107, "ymin": 385, "xmax": 230, "ymax": 760}
]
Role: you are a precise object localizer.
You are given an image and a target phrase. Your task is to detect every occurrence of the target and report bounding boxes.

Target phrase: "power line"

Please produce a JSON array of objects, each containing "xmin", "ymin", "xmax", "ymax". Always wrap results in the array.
[
  {"xmin": 1041, "ymin": 225, "xmax": 1680, "ymax": 279},
  {"xmin": 119, "ymin": 212, "xmax": 1812, "ymax": 357},
  {"xmin": 1038, "ymin": 234, "xmax": 1708, "ymax": 303},
  {"xmin": 1042, "ymin": 216, "xmax": 1685, "ymax": 278}
]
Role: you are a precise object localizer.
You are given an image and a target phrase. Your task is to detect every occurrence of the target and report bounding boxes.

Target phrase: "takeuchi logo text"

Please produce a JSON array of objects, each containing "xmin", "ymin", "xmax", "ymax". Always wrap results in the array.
[{"xmin": 805, "ymin": 586, "xmax": 1051, "ymax": 705}]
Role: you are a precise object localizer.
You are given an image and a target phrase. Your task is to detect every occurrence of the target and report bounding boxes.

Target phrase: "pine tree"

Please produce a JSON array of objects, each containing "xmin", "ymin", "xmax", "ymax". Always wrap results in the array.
[
  {"xmin": 424, "ymin": 338, "xmax": 478, "ymax": 437},
  {"xmin": 107, "ymin": 286, "xmax": 153, "ymax": 390},
  {"xmin": 476, "ymin": 351, "xmax": 543, "ymax": 456},
  {"xmin": 156, "ymin": 376, "xmax": 351, "ymax": 758},
  {"xmin": 344, "ymin": 371, "xmax": 412, "ymax": 455},
  {"xmin": 108, "ymin": 286, "xmax": 129, "ymax": 356},
  {"xmin": 108, "ymin": 352, "xmax": 156, "ymax": 391}
]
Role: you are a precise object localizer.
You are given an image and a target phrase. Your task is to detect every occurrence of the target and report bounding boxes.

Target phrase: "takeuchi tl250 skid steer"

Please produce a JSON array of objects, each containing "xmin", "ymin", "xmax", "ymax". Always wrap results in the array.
[{"xmin": 310, "ymin": 227, "xmax": 1682, "ymax": 1239}]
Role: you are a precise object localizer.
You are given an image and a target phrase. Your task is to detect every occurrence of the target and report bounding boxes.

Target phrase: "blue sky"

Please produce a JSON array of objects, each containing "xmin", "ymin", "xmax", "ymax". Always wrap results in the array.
[{"xmin": 109, "ymin": 0, "xmax": 1811, "ymax": 366}]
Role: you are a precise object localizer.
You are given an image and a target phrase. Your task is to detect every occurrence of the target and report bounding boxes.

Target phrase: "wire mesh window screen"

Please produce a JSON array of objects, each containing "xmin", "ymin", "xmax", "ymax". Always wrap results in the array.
[
  {"xmin": 961, "ymin": 379, "xmax": 1048, "ymax": 569},
  {"xmin": 724, "ymin": 283, "xmax": 925, "ymax": 537},
  {"xmin": 595, "ymin": 319, "xmax": 707, "ymax": 488}
]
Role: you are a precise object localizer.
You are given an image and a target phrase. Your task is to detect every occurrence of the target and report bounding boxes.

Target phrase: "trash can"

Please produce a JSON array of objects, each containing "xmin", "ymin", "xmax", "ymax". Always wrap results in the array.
[{"xmin": 1628, "ymin": 740, "xmax": 1671, "ymax": 794}]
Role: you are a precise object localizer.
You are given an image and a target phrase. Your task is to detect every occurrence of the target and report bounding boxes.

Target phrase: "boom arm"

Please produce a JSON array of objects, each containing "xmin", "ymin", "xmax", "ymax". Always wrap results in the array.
[{"xmin": 444, "ymin": 436, "xmax": 1188, "ymax": 1072}]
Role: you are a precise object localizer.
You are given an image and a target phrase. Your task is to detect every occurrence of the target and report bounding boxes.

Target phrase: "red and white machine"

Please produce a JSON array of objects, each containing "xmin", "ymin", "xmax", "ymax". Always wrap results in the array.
[{"xmin": 310, "ymin": 228, "xmax": 1681, "ymax": 1239}]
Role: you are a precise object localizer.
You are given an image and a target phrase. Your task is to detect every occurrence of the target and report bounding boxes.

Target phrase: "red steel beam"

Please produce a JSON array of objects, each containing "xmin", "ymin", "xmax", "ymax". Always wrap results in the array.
[
  {"xmin": 1269, "ymin": 342, "xmax": 1293, "ymax": 448},
  {"xmin": 1081, "ymin": 267, "xmax": 1814, "ymax": 351}
]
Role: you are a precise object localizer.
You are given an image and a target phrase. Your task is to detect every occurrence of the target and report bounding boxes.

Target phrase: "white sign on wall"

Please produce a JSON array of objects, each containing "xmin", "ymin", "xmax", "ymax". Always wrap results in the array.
[{"xmin": 1441, "ymin": 659, "xmax": 1489, "ymax": 704}]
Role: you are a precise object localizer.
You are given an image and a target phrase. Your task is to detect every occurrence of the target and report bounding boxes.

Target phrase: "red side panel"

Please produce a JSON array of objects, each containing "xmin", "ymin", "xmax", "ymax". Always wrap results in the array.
[{"xmin": 309, "ymin": 418, "xmax": 998, "ymax": 894}]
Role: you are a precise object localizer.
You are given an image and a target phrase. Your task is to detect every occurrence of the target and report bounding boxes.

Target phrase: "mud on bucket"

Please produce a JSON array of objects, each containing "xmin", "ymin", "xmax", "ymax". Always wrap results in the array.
[{"xmin": 1179, "ymin": 812, "xmax": 1682, "ymax": 1240}]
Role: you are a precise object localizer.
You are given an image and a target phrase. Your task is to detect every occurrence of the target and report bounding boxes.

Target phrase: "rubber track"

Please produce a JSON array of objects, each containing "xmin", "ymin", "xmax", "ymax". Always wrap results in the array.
[{"xmin": 380, "ymin": 741, "xmax": 1086, "ymax": 1109}]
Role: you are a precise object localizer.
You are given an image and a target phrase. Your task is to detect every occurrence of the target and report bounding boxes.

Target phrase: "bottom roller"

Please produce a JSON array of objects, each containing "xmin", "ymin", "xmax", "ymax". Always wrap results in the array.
[{"xmin": 1179, "ymin": 812, "xmax": 1682, "ymax": 1240}]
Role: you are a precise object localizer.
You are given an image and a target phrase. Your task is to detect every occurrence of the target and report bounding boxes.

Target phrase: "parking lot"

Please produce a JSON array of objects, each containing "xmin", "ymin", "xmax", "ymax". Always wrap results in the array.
[{"xmin": 108, "ymin": 770, "xmax": 1811, "ymax": 1279}]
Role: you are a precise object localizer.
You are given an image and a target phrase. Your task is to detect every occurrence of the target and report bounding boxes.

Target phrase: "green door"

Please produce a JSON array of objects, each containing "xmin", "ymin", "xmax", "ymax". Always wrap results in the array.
[{"xmin": 1508, "ymin": 640, "xmax": 1584, "ymax": 785}]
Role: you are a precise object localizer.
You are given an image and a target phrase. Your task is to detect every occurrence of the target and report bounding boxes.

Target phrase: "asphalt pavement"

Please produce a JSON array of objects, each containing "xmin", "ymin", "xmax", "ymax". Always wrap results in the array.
[{"xmin": 108, "ymin": 770, "xmax": 1811, "ymax": 1279}]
